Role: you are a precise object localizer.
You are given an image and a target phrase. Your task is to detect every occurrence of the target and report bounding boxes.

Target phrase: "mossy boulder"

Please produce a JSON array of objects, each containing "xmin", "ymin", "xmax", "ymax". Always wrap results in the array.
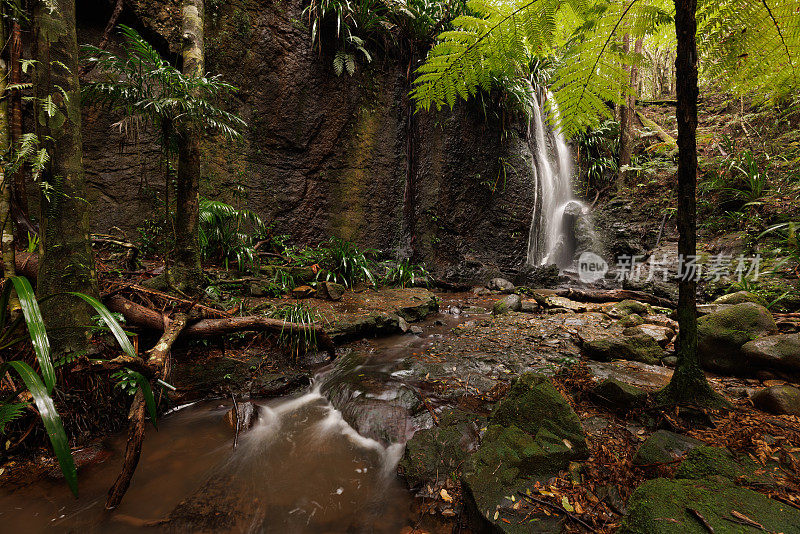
[
  {"xmin": 583, "ymin": 334, "xmax": 664, "ymax": 365},
  {"xmin": 741, "ymin": 333, "xmax": 800, "ymax": 374},
  {"xmin": 752, "ymin": 385, "xmax": 800, "ymax": 416},
  {"xmin": 619, "ymin": 313, "xmax": 645, "ymax": 327},
  {"xmin": 591, "ymin": 378, "xmax": 648, "ymax": 412},
  {"xmin": 620, "ymin": 478, "xmax": 800, "ymax": 533},
  {"xmin": 399, "ymin": 409, "xmax": 481, "ymax": 489},
  {"xmin": 607, "ymin": 300, "xmax": 653, "ymax": 317},
  {"xmin": 493, "ymin": 294, "xmax": 522, "ymax": 315},
  {"xmin": 714, "ymin": 290, "xmax": 769, "ymax": 308},
  {"xmin": 675, "ymin": 446, "xmax": 784, "ymax": 489},
  {"xmin": 697, "ymin": 302, "xmax": 778, "ymax": 374},
  {"xmin": 632, "ymin": 430, "xmax": 703, "ymax": 466},
  {"xmin": 462, "ymin": 374, "xmax": 588, "ymax": 533}
]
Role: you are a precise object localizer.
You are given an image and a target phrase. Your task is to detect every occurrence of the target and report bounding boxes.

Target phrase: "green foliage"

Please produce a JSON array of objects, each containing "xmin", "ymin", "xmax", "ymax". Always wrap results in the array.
[
  {"xmin": 575, "ymin": 118, "xmax": 620, "ymax": 191},
  {"xmin": 382, "ymin": 258, "xmax": 430, "ymax": 288},
  {"xmin": 267, "ymin": 303, "xmax": 320, "ymax": 361},
  {"xmin": 314, "ymin": 237, "xmax": 377, "ymax": 288},
  {"xmin": 760, "ymin": 222, "xmax": 800, "ymax": 262},
  {"xmin": 82, "ymin": 25, "xmax": 246, "ymax": 145},
  {"xmin": 0, "ymin": 276, "xmax": 156, "ymax": 495},
  {"xmin": 199, "ymin": 198, "xmax": 268, "ymax": 272}
]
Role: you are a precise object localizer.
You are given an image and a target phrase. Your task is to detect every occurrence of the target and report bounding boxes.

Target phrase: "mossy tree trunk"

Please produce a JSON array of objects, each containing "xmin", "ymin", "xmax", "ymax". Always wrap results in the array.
[
  {"xmin": 34, "ymin": 0, "xmax": 98, "ymax": 354},
  {"xmin": 1, "ymin": 2, "xmax": 20, "ymax": 315},
  {"xmin": 171, "ymin": 0, "xmax": 205, "ymax": 293},
  {"xmin": 658, "ymin": 0, "xmax": 725, "ymax": 408},
  {"xmin": 10, "ymin": 0, "xmax": 25, "ymax": 219}
]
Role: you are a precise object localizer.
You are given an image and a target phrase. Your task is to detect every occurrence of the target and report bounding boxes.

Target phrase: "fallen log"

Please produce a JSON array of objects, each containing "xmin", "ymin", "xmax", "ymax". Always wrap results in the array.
[
  {"xmin": 106, "ymin": 313, "xmax": 189, "ymax": 510},
  {"xmin": 105, "ymin": 295, "xmax": 336, "ymax": 357},
  {"xmin": 553, "ymin": 288, "xmax": 676, "ymax": 309}
]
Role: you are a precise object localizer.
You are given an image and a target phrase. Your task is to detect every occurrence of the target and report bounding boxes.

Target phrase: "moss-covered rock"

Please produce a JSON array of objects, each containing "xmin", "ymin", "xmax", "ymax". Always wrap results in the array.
[
  {"xmin": 607, "ymin": 300, "xmax": 653, "ymax": 317},
  {"xmin": 462, "ymin": 374, "xmax": 588, "ymax": 533},
  {"xmin": 632, "ymin": 430, "xmax": 704, "ymax": 466},
  {"xmin": 751, "ymin": 385, "xmax": 800, "ymax": 416},
  {"xmin": 619, "ymin": 313, "xmax": 645, "ymax": 327},
  {"xmin": 399, "ymin": 409, "xmax": 481, "ymax": 489},
  {"xmin": 591, "ymin": 378, "xmax": 648, "ymax": 412},
  {"xmin": 714, "ymin": 290, "xmax": 770, "ymax": 308},
  {"xmin": 697, "ymin": 302, "xmax": 778, "ymax": 374},
  {"xmin": 620, "ymin": 478, "xmax": 800, "ymax": 533},
  {"xmin": 583, "ymin": 334, "xmax": 664, "ymax": 365},
  {"xmin": 493, "ymin": 294, "xmax": 522, "ymax": 315}
]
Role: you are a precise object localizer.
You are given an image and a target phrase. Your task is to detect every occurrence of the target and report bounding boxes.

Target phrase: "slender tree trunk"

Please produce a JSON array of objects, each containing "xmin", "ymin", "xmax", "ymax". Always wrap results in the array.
[
  {"xmin": 34, "ymin": 0, "xmax": 98, "ymax": 354},
  {"xmin": 171, "ymin": 0, "xmax": 205, "ymax": 293},
  {"xmin": 659, "ymin": 0, "xmax": 724, "ymax": 407},
  {"xmin": 10, "ymin": 1, "xmax": 25, "ymax": 218},
  {"xmin": 618, "ymin": 36, "xmax": 643, "ymax": 191},
  {"xmin": 1, "ymin": 3, "xmax": 20, "ymax": 315}
]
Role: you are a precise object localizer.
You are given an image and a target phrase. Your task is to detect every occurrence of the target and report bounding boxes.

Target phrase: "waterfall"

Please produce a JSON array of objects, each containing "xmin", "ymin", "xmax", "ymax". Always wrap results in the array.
[{"xmin": 525, "ymin": 88, "xmax": 586, "ymax": 268}]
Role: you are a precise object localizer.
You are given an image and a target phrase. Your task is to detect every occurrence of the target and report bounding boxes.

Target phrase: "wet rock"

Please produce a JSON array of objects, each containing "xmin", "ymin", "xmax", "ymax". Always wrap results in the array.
[
  {"xmin": 632, "ymin": 430, "xmax": 703, "ymax": 466},
  {"xmin": 250, "ymin": 373, "xmax": 310, "ymax": 398},
  {"xmin": 462, "ymin": 374, "xmax": 588, "ymax": 532},
  {"xmin": 591, "ymin": 378, "xmax": 648, "ymax": 412},
  {"xmin": 487, "ymin": 277, "xmax": 515, "ymax": 293},
  {"xmin": 291, "ymin": 285, "xmax": 316, "ymax": 299},
  {"xmin": 48, "ymin": 443, "xmax": 111, "ymax": 478},
  {"xmin": 714, "ymin": 290, "xmax": 769, "ymax": 307},
  {"xmin": 224, "ymin": 401, "xmax": 259, "ymax": 432},
  {"xmin": 317, "ymin": 281, "xmax": 345, "ymax": 301},
  {"xmin": 623, "ymin": 324, "xmax": 675, "ymax": 348},
  {"xmin": 587, "ymin": 360, "xmax": 673, "ymax": 389},
  {"xmin": 492, "ymin": 294, "xmax": 522, "ymax": 315},
  {"xmin": 620, "ymin": 478, "xmax": 800, "ymax": 533},
  {"xmin": 329, "ymin": 313, "xmax": 401, "ymax": 342},
  {"xmin": 398, "ymin": 316, "xmax": 410, "ymax": 333},
  {"xmin": 399, "ymin": 409, "xmax": 482, "ymax": 489},
  {"xmin": 697, "ymin": 302, "xmax": 778, "ymax": 374},
  {"xmin": 751, "ymin": 385, "xmax": 800, "ymax": 416},
  {"xmin": 741, "ymin": 333, "xmax": 800, "ymax": 374},
  {"xmin": 520, "ymin": 300, "xmax": 539, "ymax": 313},
  {"xmin": 543, "ymin": 295, "xmax": 585, "ymax": 312},
  {"xmin": 409, "ymin": 326, "xmax": 424, "ymax": 335},
  {"xmin": 396, "ymin": 291, "xmax": 439, "ymax": 322},
  {"xmin": 583, "ymin": 334, "xmax": 664, "ymax": 365}
]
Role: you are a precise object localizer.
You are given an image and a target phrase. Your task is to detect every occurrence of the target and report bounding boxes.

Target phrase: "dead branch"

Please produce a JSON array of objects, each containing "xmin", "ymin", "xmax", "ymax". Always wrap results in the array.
[{"xmin": 553, "ymin": 288, "xmax": 676, "ymax": 309}]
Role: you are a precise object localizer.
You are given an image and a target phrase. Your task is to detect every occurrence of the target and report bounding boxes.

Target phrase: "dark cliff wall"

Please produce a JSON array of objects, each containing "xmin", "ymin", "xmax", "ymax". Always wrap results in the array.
[{"xmin": 77, "ymin": 0, "xmax": 536, "ymax": 276}]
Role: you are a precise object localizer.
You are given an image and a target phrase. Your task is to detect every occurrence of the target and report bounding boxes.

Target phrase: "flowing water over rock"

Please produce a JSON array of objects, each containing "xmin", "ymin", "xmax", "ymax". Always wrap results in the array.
[
  {"xmin": 0, "ymin": 310, "xmax": 476, "ymax": 533},
  {"xmin": 526, "ymin": 88, "xmax": 593, "ymax": 269}
]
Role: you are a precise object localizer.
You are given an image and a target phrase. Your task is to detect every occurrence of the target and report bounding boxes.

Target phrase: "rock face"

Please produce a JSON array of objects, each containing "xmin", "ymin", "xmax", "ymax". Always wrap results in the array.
[
  {"xmin": 697, "ymin": 302, "xmax": 778, "ymax": 374},
  {"xmin": 462, "ymin": 374, "xmax": 588, "ymax": 532},
  {"xmin": 741, "ymin": 333, "xmax": 800, "ymax": 374},
  {"xmin": 76, "ymin": 1, "xmax": 538, "ymax": 276},
  {"xmin": 751, "ymin": 385, "xmax": 800, "ymax": 416},
  {"xmin": 620, "ymin": 478, "xmax": 800, "ymax": 533}
]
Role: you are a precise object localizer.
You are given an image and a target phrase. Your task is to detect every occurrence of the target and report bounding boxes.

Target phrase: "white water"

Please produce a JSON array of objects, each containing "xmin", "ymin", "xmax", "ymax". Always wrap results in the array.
[{"xmin": 525, "ymin": 89, "xmax": 586, "ymax": 268}]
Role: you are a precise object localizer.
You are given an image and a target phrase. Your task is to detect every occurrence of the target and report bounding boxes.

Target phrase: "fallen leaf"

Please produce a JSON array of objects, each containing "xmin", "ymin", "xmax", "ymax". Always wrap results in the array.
[
  {"xmin": 440, "ymin": 489, "xmax": 453, "ymax": 503},
  {"xmin": 494, "ymin": 510, "xmax": 500, "ymax": 520},
  {"xmin": 562, "ymin": 496, "xmax": 574, "ymax": 512}
]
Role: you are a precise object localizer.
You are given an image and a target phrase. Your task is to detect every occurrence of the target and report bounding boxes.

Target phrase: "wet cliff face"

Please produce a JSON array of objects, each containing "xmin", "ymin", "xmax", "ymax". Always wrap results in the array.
[{"xmin": 78, "ymin": 0, "xmax": 536, "ymax": 277}]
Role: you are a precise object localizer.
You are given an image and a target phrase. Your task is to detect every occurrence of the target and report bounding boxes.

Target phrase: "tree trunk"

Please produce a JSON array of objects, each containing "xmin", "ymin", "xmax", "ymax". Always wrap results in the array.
[
  {"xmin": 171, "ymin": 0, "xmax": 205, "ymax": 293},
  {"xmin": 33, "ymin": 0, "xmax": 98, "ymax": 354},
  {"xmin": 10, "ymin": 1, "xmax": 25, "ymax": 219},
  {"xmin": 659, "ymin": 0, "xmax": 724, "ymax": 407},
  {"xmin": 0, "ymin": 2, "xmax": 20, "ymax": 315},
  {"xmin": 618, "ymin": 35, "xmax": 643, "ymax": 191}
]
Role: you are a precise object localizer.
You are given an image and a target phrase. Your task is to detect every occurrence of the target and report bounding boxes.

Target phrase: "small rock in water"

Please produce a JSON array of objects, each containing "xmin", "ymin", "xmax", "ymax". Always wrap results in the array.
[
  {"xmin": 398, "ymin": 316, "xmax": 410, "ymax": 333},
  {"xmin": 224, "ymin": 401, "xmax": 259, "ymax": 432},
  {"xmin": 487, "ymin": 277, "xmax": 515, "ymax": 293},
  {"xmin": 492, "ymin": 294, "xmax": 522, "ymax": 315},
  {"xmin": 409, "ymin": 326, "xmax": 424, "ymax": 335}
]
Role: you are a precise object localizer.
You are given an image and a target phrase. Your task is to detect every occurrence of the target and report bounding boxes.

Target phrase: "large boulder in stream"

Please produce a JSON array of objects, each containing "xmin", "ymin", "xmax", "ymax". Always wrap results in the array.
[
  {"xmin": 462, "ymin": 374, "xmax": 588, "ymax": 533},
  {"xmin": 620, "ymin": 478, "xmax": 800, "ymax": 533},
  {"xmin": 697, "ymin": 302, "xmax": 778, "ymax": 374}
]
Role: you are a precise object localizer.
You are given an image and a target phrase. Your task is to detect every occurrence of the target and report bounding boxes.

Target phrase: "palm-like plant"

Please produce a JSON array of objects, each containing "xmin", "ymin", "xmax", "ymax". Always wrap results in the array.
[
  {"xmin": 199, "ymin": 198, "xmax": 268, "ymax": 272},
  {"xmin": 82, "ymin": 25, "xmax": 245, "ymax": 143},
  {"xmin": 0, "ymin": 276, "xmax": 156, "ymax": 497}
]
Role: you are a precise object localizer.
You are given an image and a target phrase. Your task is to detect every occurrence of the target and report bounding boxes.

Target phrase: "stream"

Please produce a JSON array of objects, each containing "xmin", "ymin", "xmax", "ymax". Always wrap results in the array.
[{"xmin": 0, "ymin": 306, "xmax": 481, "ymax": 533}]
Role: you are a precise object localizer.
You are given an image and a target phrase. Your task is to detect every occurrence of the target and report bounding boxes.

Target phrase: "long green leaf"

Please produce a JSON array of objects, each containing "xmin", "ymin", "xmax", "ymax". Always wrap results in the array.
[
  {"xmin": 66, "ymin": 292, "xmax": 137, "ymax": 359},
  {"xmin": 1, "ymin": 361, "xmax": 77, "ymax": 496},
  {"xmin": 128, "ymin": 370, "xmax": 158, "ymax": 428},
  {"xmin": 9, "ymin": 277, "xmax": 54, "ymax": 393}
]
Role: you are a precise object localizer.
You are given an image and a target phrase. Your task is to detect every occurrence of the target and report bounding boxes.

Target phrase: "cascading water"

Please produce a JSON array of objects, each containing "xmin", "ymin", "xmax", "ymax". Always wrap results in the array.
[{"xmin": 525, "ymin": 88, "xmax": 589, "ymax": 268}]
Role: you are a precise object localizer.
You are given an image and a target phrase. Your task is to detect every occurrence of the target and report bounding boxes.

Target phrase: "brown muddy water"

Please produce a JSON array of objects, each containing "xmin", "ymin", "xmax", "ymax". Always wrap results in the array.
[{"xmin": 0, "ymin": 303, "xmax": 484, "ymax": 533}]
